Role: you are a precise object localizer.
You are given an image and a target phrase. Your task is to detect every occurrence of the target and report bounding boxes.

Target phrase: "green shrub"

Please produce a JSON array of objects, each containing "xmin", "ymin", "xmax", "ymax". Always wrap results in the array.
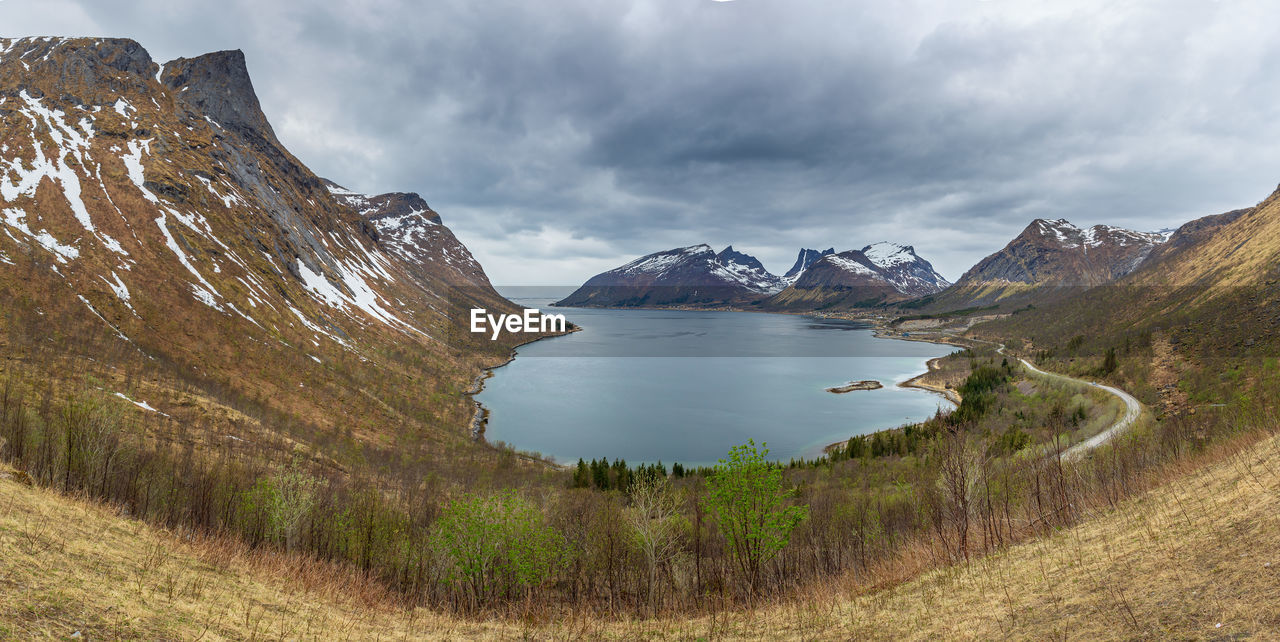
[
  {"xmin": 432, "ymin": 490, "xmax": 566, "ymax": 608},
  {"xmin": 703, "ymin": 440, "xmax": 807, "ymax": 595}
]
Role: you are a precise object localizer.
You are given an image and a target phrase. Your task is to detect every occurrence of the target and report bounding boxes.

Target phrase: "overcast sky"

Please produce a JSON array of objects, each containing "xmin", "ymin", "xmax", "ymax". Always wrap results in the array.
[{"xmin": 7, "ymin": 1, "xmax": 1280, "ymax": 284}]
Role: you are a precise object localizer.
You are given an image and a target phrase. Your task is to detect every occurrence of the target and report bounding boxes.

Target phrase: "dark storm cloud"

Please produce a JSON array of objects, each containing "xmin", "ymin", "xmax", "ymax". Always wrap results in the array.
[{"xmin": 8, "ymin": 0, "xmax": 1280, "ymax": 283}]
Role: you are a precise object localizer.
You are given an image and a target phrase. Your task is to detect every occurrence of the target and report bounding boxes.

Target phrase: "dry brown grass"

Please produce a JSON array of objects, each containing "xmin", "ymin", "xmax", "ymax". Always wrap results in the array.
[
  {"xmin": 686, "ymin": 430, "xmax": 1280, "ymax": 640},
  {"xmin": 4, "ymin": 428, "xmax": 1280, "ymax": 639}
]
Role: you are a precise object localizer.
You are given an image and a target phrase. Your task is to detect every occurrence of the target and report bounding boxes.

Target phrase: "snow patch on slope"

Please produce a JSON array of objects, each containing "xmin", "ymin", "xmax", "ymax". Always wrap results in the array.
[
  {"xmin": 99, "ymin": 271, "xmax": 132, "ymax": 311},
  {"xmin": 0, "ymin": 91, "xmax": 127, "ymax": 256},
  {"xmin": 113, "ymin": 391, "xmax": 168, "ymax": 416},
  {"xmin": 825, "ymin": 255, "xmax": 878, "ymax": 276},
  {"xmin": 2, "ymin": 207, "xmax": 78, "ymax": 262},
  {"xmin": 294, "ymin": 258, "xmax": 425, "ymax": 337}
]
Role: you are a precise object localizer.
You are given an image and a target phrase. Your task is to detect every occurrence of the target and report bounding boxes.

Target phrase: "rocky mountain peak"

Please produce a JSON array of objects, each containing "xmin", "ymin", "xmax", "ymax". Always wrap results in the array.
[
  {"xmin": 325, "ymin": 181, "xmax": 443, "ymax": 225},
  {"xmin": 861, "ymin": 242, "xmax": 917, "ymax": 268},
  {"xmin": 784, "ymin": 247, "xmax": 835, "ymax": 279},
  {"xmin": 0, "ymin": 37, "xmax": 159, "ymax": 101},
  {"xmin": 0, "ymin": 37, "xmax": 157, "ymax": 76},
  {"xmin": 716, "ymin": 245, "xmax": 767, "ymax": 273},
  {"xmin": 160, "ymin": 49, "xmax": 276, "ymax": 142},
  {"xmin": 956, "ymin": 218, "xmax": 1168, "ymax": 289}
]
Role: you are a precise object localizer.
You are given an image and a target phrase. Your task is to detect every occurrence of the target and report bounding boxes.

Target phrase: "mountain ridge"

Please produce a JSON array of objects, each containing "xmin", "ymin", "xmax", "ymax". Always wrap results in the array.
[
  {"xmin": 558, "ymin": 241, "xmax": 950, "ymax": 310},
  {"xmin": 554, "ymin": 243, "xmax": 784, "ymax": 307},
  {"xmin": 910, "ymin": 218, "xmax": 1170, "ymax": 313},
  {"xmin": 0, "ymin": 35, "xmax": 530, "ymax": 465}
]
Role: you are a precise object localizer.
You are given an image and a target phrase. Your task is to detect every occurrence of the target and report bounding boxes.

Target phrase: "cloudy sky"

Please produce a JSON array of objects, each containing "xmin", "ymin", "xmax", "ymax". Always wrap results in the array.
[{"xmin": 7, "ymin": 1, "xmax": 1280, "ymax": 284}]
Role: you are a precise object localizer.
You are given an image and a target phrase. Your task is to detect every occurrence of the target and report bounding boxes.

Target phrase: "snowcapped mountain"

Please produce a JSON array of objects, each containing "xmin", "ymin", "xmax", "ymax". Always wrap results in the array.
[
  {"xmin": 323, "ymin": 180, "xmax": 492, "ymax": 291},
  {"xmin": 555, "ymin": 244, "xmax": 785, "ymax": 307},
  {"xmin": 916, "ymin": 217, "xmax": 1172, "ymax": 311},
  {"xmin": 559, "ymin": 239, "xmax": 950, "ymax": 310},
  {"xmin": 0, "ymin": 36, "xmax": 525, "ymax": 455},
  {"xmin": 783, "ymin": 247, "xmax": 834, "ymax": 282},
  {"xmin": 714, "ymin": 245, "xmax": 787, "ymax": 293},
  {"xmin": 860, "ymin": 242, "xmax": 952, "ymax": 296},
  {"xmin": 765, "ymin": 243, "xmax": 949, "ymax": 310},
  {"xmin": 955, "ymin": 218, "xmax": 1166, "ymax": 288}
]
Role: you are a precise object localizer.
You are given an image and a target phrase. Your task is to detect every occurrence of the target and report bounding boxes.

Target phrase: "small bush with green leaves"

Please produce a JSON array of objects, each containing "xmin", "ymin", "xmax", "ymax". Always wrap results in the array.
[
  {"xmin": 431, "ymin": 490, "xmax": 567, "ymax": 608},
  {"xmin": 703, "ymin": 440, "xmax": 808, "ymax": 595}
]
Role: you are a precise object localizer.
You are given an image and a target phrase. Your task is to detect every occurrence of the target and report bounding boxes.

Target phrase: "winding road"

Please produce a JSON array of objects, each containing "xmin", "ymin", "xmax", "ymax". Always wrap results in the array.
[{"xmin": 986, "ymin": 341, "xmax": 1144, "ymax": 460}]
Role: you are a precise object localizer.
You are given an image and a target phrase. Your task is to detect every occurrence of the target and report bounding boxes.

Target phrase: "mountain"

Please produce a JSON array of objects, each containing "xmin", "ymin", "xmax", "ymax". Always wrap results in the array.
[
  {"xmin": 783, "ymin": 247, "xmax": 834, "ymax": 282},
  {"xmin": 860, "ymin": 242, "xmax": 952, "ymax": 296},
  {"xmin": 978, "ymin": 197, "xmax": 1278, "ymax": 363},
  {"xmin": 714, "ymin": 245, "xmax": 787, "ymax": 293},
  {"xmin": 1133, "ymin": 208, "xmax": 1250, "ymax": 276},
  {"xmin": 322, "ymin": 180, "xmax": 497, "ymax": 308},
  {"xmin": 0, "ymin": 37, "xmax": 528, "ymax": 469},
  {"xmin": 555, "ymin": 244, "xmax": 785, "ymax": 307},
  {"xmin": 960, "ymin": 219, "xmax": 1166, "ymax": 286},
  {"xmin": 766, "ymin": 243, "xmax": 949, "ymax": 310},
  {"xmin": 914, "ymin": 218, "xmax": 1167, "ymax": 311}
]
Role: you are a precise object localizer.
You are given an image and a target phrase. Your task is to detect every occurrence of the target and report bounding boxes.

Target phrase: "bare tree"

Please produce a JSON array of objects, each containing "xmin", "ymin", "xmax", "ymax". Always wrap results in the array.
[
  {"xmin": 626, "ymin": 472, "xmax": 685, "ymax": 613},
  {"xmin": 937, "ymin": 429, "xmax": 982, "ymax": 561}
]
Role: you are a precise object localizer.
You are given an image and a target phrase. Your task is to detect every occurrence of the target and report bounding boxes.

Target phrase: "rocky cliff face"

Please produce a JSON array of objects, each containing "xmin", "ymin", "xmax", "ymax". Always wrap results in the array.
[
  {"xmin": 957, "ymin": 219, "xmax": 1165, "ymax": 288},
  {"xmin": 555, "ymin": 244, "xmax": 784, "ymax": 307},
  {"xmin": 160, "ymin": 50, "xmax": 279, "ymax": 143},
  {"xmin": 0, "ymin": 36, "xmax": 520, "ymax": 453},
  {"xmin": 783, "ymin": 247, "xmax": 834, "ymax": 282}
]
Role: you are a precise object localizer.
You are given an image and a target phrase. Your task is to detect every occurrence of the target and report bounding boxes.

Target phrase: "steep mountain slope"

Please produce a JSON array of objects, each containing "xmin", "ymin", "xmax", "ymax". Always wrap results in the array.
[
  {"xmin": 1136, "ymin": 208, "xmax": 1249, "ymax": 271},
  {"xmin": 978, "ymin": 195, "xmax": 1280, "ymax": 367},
  {"xmin": 766, "ymin": 243, "xmax": 949, "ymax": 310},
  {"xmin": 555, "ymin": 244, "xmax": 785, "ymax": 307},
  {"xmin": 962, "ymin": 219, "xmax": 1164, "ymax": 285},
  {"xmin": 783, "ymin": 247, "xmax": 834, "ymax": 282},
  {"xmin": 322, "ymin": 179, "xmax": 502, "ymax": 315},
  {"xmin": 0, "ymin": 37, "xmax": 525, "ymax": 470},
  {"xmin": 916, "ymin": 218, "xmax": 1167, "ymax": 312}
]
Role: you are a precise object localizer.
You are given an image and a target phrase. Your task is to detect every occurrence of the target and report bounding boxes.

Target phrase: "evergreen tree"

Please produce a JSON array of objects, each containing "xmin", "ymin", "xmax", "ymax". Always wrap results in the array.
[
  {"xmin": 1102, "ymin": 346, "xmax": 1118, "ymax": 375},
  {"xmin": 572, "ymin": 459, "xmax": 590, "ymax": 488},
  {"xmin": 591, "ymin": 458, "xmax": 610, "ymax": 490}
]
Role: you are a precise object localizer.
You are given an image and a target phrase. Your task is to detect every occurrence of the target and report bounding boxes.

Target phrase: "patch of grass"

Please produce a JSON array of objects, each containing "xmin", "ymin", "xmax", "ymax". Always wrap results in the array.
[{"xmin": 891, "ymin": 305, "xmax": 1000, "ymax": 325}]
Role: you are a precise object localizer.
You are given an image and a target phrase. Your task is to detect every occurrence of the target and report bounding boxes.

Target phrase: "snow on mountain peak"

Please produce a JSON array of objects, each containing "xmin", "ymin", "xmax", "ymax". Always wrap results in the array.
[
  {"xmin": 1032, "ymin": 219, "xmax": 1169, "ymax": 250},
  {"xmin": 861, "ymin": 242, "xmax": 916, "ymax": 269}
]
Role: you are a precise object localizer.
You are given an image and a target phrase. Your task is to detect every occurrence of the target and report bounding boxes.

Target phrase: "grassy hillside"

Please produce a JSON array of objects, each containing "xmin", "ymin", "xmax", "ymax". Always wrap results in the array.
[{"xmin": 4, "ymin": 422, "xmax": 1278, "ymax": 639}]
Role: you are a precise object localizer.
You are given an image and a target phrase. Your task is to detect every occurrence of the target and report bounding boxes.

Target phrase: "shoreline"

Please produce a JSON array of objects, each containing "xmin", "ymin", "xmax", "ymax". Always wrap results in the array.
[
  {"xmin": 466, "ymin": 326, "xmax": 581, "ymax": 444},
  {"xmin": 816, "ymin": 328, "xmax": 971, "ymax": 455},
  {"xmin": 465, "ymin": 355, "xmax": 511, "ymax": 441},
  {"xmin": 898, "ymin": 356, "xmax": 961, "ymax": 406}
]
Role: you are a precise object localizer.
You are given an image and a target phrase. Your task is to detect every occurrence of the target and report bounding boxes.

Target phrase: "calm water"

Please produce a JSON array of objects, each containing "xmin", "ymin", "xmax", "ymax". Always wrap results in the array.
[{"xmin": 477, "ymin": 287, "xmax": 956, "ymax": 467}]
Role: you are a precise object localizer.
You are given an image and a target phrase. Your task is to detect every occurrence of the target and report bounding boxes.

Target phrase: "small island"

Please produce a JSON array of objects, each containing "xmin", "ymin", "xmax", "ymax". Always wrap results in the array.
[{"xmin": 826, "ymin": 380, "xmax": 883, "ymax": 394}]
